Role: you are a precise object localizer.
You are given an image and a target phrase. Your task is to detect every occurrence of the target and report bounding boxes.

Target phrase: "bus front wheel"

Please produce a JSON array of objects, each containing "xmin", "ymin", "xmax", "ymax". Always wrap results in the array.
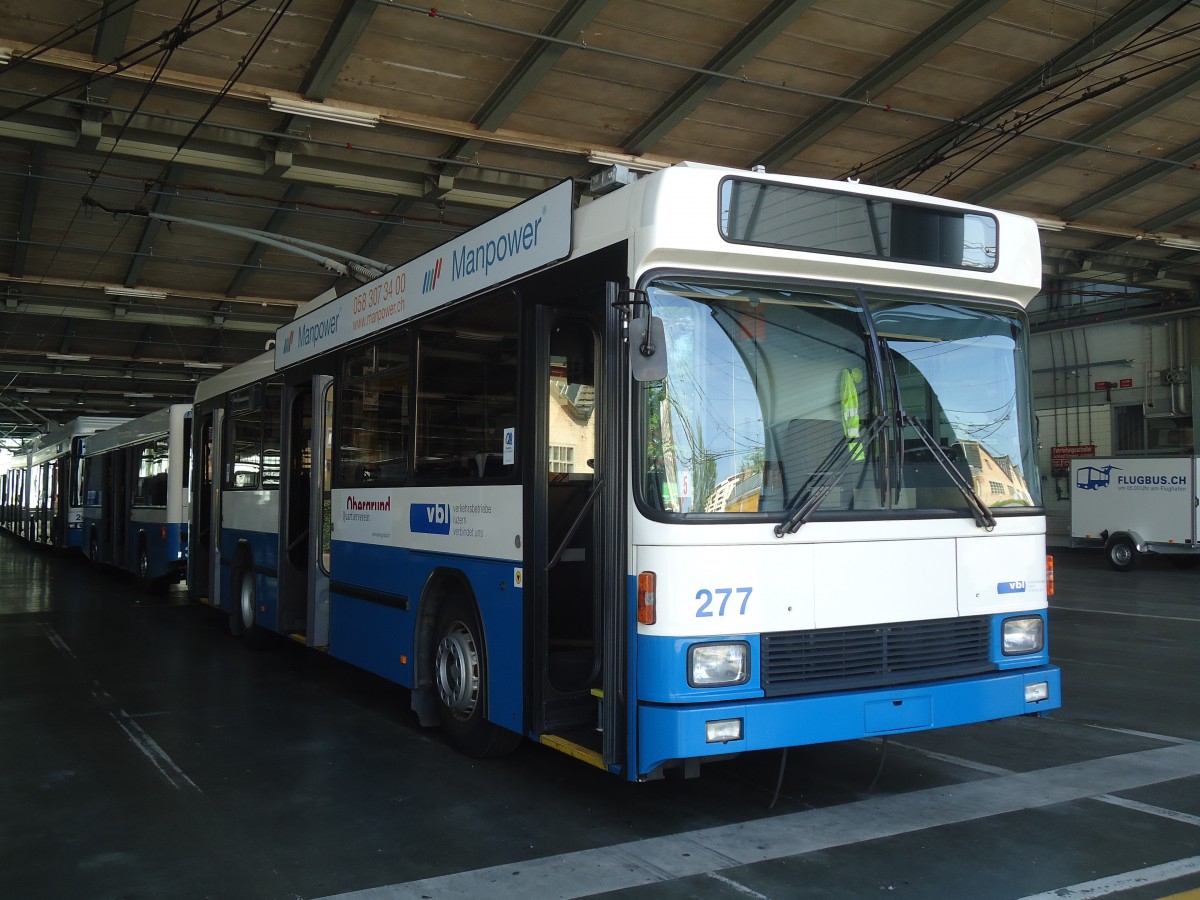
[{"xmin": 433, "ymin": 593, "xmax": 520, "ymax": 758}]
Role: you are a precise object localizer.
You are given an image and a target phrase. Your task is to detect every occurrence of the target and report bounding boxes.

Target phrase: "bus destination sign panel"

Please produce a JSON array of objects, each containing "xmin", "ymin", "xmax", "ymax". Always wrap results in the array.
[{"xmin": 275, "ymin": 178, "xmax": 574, "ymax": 369}]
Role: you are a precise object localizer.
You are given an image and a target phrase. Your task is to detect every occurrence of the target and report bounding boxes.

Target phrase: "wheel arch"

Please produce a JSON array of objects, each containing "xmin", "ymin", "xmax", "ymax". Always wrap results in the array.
[{"xmin": 411, "ymin": 567, "xmax": 479, "ymax": 727}]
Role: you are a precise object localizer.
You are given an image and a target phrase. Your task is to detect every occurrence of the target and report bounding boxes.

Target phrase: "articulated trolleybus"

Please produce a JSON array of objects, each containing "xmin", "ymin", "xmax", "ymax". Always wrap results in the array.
[
  {"xmin": 81, "ymin": 404, "xmax": 191, "ymax": 588},
  {"xmin": 190, "ymin": 163, "xmax": 1059, "ymax": 780}
]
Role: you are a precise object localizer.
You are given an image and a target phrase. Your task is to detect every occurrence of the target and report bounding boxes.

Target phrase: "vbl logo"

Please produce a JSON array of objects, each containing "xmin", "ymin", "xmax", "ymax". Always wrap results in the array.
[{"xmin": 410, "ymin": 502, "xmax": 451, "ymax": 535}]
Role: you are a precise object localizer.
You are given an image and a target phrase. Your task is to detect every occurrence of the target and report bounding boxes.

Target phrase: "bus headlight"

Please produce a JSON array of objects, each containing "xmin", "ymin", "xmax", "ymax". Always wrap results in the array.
[
  {"xmin": 1002, "ymin": 616, "xmax": 1044, "ymax": 655},
  {"xmin": 689, "ymin": 642, "xmax": 750, "ymax": 687}
]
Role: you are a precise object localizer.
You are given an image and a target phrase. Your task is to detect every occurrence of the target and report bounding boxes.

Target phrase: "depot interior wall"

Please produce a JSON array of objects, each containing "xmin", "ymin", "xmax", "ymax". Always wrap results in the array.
[{"xmin": 1028, "ymin": 315, "xmax": 1199, "ymax": 545}]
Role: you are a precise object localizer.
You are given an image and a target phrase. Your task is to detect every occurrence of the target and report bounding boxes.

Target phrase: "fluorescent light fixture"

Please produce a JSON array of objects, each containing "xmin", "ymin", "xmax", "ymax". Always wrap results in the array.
[
  {"xmin": 0, "ymin": 48, "xmax": 12, "ymax": 65},
  {"xmin": 184, "ymin": 361, "xmax": 224, "ymax": 370},
  {"xmin": 46, "ymin": 353, "xmax": 91, "ymax": 362},
  {"xmin": 1032, "ymin": 217, "xmax": 1066, "ymax": 232},
  {"xmin": 105, "ymin": 286, "xmax": 168, "ymax": 300},
  {"xmin": 16, "ymin": 387, "xmax": 51, "ymax": 394},
  {"xmin": 268, "ymin": 97, "xmax": 379, "ymax": 128},
  {"xmin": 587, "ymin": 150, "xmax": 670, "ymax": 173},
  {"xmin": 1158, "ymin": 237, "xmax": 1200, "ymax": 251},
  {"xmin": 122, "ymin": 392, "xmax": 155, "ymax": 399}
]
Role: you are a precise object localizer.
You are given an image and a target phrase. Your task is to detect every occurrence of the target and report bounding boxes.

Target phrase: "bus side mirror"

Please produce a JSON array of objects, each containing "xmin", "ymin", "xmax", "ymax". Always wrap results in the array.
[{"xmin": 629, "ymin": 315, "xmax": 667, "ymax": 382}]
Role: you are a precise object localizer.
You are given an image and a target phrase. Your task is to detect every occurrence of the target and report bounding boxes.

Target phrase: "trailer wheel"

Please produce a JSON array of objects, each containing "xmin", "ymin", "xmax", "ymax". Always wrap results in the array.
[
  {"xmin": 432, "ymin": 592, "xmax": 521, "ymax": 758},
  {"xmin": 1107, "ymin": 536, "xmax": 1138, "ymax": 572}
]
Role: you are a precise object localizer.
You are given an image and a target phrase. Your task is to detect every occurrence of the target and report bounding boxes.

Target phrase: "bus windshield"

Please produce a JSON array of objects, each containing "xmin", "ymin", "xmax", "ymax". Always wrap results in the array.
[{"xmin": 640, "ymin": 276, "xmax": 1038, "ymax": 518}]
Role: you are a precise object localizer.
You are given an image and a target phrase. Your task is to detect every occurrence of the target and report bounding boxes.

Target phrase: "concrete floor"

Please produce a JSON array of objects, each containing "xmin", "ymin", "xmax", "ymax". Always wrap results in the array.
[{"xmin": 1, "ymin": 534, "xmax": 1198, "ymax": 900}]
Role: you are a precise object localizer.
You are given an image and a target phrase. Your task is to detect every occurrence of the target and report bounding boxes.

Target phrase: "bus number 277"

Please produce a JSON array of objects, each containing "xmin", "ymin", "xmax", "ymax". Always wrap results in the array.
[{"xmin": 695, "ymin": 587, "xmax": 753, "ymax": 617}]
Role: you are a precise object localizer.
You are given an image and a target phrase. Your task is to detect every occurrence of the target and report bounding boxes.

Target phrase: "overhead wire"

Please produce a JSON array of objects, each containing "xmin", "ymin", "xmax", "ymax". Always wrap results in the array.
[
  {"xmin": 912, "ymin": 42, "xmax": 1200, "ymax": 194},
  {"xmin": 0, "ymin": 0, "xmax": 291, "ymax": 379},
  {"xmin": 849, "ymin": 2, "xmax": 1200, "ymax": 189}
]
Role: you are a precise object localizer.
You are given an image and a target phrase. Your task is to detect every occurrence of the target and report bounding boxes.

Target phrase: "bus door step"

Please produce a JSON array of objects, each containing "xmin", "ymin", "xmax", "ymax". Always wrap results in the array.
[{"xmin": 538, "ymin": 733, "xmax": 606, "ymax": 771}]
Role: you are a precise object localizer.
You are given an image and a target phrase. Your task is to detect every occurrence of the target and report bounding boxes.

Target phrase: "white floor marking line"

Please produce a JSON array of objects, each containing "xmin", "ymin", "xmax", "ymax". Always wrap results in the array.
[
  {"xmin": 41, "ymin": 623, "xmax": 77, "ymax": 659},
  {"xmin": 1016, "ymin": 855, "xmax": 1200, "ymax": 900},
  {"xmin": 1094, "ymin": 794, "xmax": 1200, "ymax": 828},
  {"xmin": 1052, "ymin": 605, "xmax": 1200, "ymax": 624},
  {"xmin": 887, "ymin": 741, "xmax": 1015, "ymax": 776},
  {"xmin": 1080, "ymin": 723, "xmax": 1196, "ymax": 745},
  {"xmin": 41, "ymin": 623, "xmax": 202, "ymax": 795},
  {"xmin": 705, "ymin": 871, "xmax": 771, "ymax": 898},
  {"xmin": 110, "ymin": 708, "xmax": 203, "ymax": 794},
  {"xmin": 316, "ymin": 742, "xmax": 1200, "ymax": 900}
]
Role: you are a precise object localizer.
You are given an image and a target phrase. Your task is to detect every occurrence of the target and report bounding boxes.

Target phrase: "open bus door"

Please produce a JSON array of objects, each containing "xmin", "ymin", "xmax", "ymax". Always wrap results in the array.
[
  {"xmin": 278, "ymin": 374, "xmax": 332, "ymax": 647},
  {"xmin": 189, "ymin": 407, "xmax": 223, "ymax": 604},
  {"xmin": 530, "ymin": 287, "xmax": 626, "ymax": 774}
]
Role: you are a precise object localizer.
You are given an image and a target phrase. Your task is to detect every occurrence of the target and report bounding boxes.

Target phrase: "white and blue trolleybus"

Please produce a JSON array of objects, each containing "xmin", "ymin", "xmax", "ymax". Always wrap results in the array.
[
  {"xmin": 81, "ymin": 404, "xmax": 192, "ymax": 588},
  {"xmin": 189, "ymin": 163, "xmax": 1060, "ymax": 780},
  {"xmin": 21, "ymin": 416, "xmax": 132, "ymax": 549}
]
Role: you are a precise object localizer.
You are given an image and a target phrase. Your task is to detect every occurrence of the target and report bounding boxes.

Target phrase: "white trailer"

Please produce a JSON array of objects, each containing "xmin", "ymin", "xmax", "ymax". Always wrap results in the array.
[{"xmin": 1070, "ymin": 456, "xmax": 1200, "ymax": 571}]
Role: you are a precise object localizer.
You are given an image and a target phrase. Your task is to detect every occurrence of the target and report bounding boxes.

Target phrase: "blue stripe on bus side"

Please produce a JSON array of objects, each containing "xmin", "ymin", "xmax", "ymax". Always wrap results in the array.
[{"xmin": 330, "ymin": 539, "xmax": 524, "ymax": 735}]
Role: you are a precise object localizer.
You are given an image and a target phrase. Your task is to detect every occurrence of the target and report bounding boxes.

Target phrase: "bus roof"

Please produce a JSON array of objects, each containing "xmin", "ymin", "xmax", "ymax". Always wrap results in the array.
[
  {"xmin": 572, "ymin": 163, "xmax": 1042, "ymax": 309},
  {"xmin": 81, "ymin": 404, "xmax": 191, "ymax": 456},
  {"xmin": 27, "ymin": 416, "xmax": 133, "ymax": 464},
  {"xmin": 193, "ymin": 352, "xmax": 274, "ymax": 406}
]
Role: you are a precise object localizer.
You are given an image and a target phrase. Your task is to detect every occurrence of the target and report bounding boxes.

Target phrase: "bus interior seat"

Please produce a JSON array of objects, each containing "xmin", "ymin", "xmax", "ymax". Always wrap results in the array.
[{"xmin": 776, "ymin": 418, "xmax": 843, "ymax": 500}]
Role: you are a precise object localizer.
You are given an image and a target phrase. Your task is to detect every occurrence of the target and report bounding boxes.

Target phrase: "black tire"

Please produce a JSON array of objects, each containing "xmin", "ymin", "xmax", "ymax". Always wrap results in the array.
[
  {"xmin": 231, "ymin": 564, "xmax": 266, "ymax": 647},
  {"xmin": 136, "ymin": 540, "xmax": 155, "ymax": 587},
  {"xmin": 1107, "ymin": 536, "xmax": 1138, "ymax": 572},
  {"xmin": 433, "ymin": 592, "xmax": 522, "ymax": 758}
]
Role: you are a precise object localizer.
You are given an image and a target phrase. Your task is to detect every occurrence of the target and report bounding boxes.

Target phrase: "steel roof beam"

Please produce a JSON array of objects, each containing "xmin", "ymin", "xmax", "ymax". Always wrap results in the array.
[
  {"xmin": 300, "ymin": 0, "xmax": 377, "ymax": 100},
  {"xmin": 624, "ymin": 0, "xmax": 815, "ymax": 157},
  {"xmin": 754, "ymin": 0, "xmax": 1005, "ymax": 171},
  {"xmin": 11, "ymin": 145, "xmax": 43, "ymax": 279},
  {"xmin": 224, "ymin": 184, "xmax": 308, "ymax": 297},
  {"xmin": 969, "ymin": 61, "xmax": 1200, "ymax": 205},
  {"xmin": 439, "ymin": 0, "xmax": 608, "ymax": 174},
  {"xmin": 123, "ymin": 164, "xmax": 184, "ymax": 289},
  {"xmin": 1058, "ymin": 136, "xmax": 1200, "ymax": 221}
]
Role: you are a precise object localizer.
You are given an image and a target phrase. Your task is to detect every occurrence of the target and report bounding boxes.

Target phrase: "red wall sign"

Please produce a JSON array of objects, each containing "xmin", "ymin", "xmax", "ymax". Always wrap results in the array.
[{"xmin": 1051, "ymin": 445, "xmax": 1096, "ymax": 471}]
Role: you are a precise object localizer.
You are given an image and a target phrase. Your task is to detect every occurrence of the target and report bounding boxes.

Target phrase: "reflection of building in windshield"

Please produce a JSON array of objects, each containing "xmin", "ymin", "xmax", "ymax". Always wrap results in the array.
[
  {"xmin": 959, "ymin": 441, "xmax": 1031, "ymax": 507},
  {"xmin": 704, "ymin": 471, "xmax": 762, "ymax": 512}
]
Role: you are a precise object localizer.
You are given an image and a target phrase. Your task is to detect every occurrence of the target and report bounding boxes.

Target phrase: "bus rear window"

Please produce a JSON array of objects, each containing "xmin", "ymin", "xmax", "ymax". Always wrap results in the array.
[{"xmin": 719, "ymin": 178, "xmax": 997, "ymax": 271}]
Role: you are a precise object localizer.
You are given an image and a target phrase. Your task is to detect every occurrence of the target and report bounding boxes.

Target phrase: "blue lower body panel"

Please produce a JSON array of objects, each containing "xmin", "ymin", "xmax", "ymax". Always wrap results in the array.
[{"xmin": 636, "ymin": 664, "xmax": 1061, "ymax": 777}]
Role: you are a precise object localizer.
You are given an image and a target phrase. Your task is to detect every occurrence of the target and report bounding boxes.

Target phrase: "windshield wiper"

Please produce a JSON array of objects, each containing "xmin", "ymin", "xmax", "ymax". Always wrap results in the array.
[
  {"xmin": 879, "ymin": 339, "xmax": 995, "ymax": 531},
  {"xmin": 900, "ymin": 413, "xmax": 996, "ymax": 530},
  {"xmin": 773, "ymin": 414, "xmax": 887, "ymax": 538}
]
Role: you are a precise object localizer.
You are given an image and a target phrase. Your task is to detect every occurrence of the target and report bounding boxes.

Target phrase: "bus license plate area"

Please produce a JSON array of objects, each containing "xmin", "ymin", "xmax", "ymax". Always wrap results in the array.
[{"xmin": 864, "ymin": 696, "xmax": 931, "ymax": 733}]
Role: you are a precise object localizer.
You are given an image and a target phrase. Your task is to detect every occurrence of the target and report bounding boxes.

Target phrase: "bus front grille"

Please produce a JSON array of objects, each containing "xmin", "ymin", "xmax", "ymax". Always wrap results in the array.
[{"xmin": 760, "ymin": 616, "xmax": 993, "ymax": 697}]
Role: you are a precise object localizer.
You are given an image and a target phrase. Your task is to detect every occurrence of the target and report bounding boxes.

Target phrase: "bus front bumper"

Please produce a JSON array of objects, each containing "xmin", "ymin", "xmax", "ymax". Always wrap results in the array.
[{"xmin": 636, "ymin": 664, "xmax": 1061, "ymax": 778}]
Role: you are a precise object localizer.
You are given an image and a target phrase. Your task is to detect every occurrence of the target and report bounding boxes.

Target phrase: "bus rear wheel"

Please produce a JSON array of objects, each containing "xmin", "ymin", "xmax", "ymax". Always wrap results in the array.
[
  {"xmin": 433, "ymin": 593, "xmax": 521, "ymax": 758},
  {"xmin": 231, "ymin": 565, "xmax": 265, "ymax": 647}
]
